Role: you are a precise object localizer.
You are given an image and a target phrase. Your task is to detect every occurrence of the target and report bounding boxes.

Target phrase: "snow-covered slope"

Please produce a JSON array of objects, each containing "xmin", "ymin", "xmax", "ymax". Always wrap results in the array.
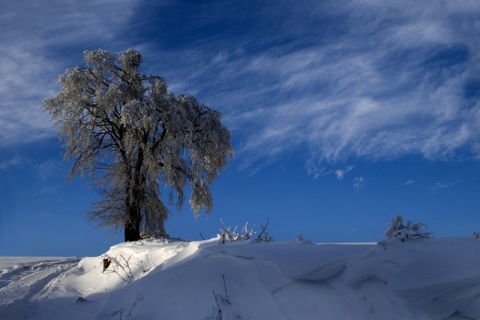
[{"xmin": 1, "ymin": 237, "xmax": 480, "ymax": 319}]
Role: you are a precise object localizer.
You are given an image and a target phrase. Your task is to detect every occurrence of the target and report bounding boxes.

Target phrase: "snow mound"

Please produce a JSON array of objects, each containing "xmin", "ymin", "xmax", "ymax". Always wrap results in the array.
[{"xmin": 1, "ymin": 237, "xmax": 480, "ymax": 319}]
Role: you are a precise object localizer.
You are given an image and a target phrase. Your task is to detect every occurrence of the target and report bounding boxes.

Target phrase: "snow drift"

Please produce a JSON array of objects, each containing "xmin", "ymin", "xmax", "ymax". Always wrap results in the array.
[{"xmin": 1, "ymin": 237, "xmax": 480, "ymax": 319}]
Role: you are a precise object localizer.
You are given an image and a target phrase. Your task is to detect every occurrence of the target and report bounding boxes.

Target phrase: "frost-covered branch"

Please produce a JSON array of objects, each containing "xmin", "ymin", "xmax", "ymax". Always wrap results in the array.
[
  {"xmin": 384, "ymin": 213, "xmax": 433, "ymax": 241},
  {"xmin": 218, "ymin": 219, "xmax": 253, "ymax": 243},
  {"xmin": 251, "ymin": 218, "xmax": 273, "ymax": 243},
  {"xmin": 218, "ymin": 219, "xmax": 273, "ymax": 244},
  {"xmin": 103, "ymin": 254, "xmax": 134, "ymax": 283}
]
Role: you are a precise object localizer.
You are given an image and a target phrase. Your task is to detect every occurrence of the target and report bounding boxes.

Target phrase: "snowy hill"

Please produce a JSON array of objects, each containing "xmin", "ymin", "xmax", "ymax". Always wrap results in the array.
[{"xmin": 1, "ymin": 237, "xmax": 480, "ymax": 319}]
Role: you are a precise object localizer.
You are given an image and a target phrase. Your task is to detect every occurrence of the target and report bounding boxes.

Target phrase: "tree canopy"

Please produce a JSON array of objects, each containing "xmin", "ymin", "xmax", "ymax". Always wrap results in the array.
[{"xmin": 44, "ymin": 49, "xmax": 233, "ymax": 241}]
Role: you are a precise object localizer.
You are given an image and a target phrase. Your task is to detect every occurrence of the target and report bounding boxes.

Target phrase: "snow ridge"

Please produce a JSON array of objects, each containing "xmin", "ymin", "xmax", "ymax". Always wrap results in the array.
[
  {"xmin": 0, "ymin": 258, "xmax": 80, "ymax": 319},
  {"xmin": 1, "ymin": 237, "xmax": 480, "ymax": 319}
]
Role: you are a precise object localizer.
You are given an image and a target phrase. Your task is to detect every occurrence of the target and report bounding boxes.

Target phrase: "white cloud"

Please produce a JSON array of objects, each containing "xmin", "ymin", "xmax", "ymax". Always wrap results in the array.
[
  {"xmin": 37, "ymin": 159, "xmax": 64, "ymax": 181},
  {"xmin": 33, "ymin": 187, "xmax": 58, "ymax": 197},
  {"xmin": 402, "ymin": 180, "xmax": 415, "ymax": 186},
  {"xmin": 3, "ymin": 0, "xmax": 479, "ymax": 174},
  {"xmin": 335, "ymin": 166, "xmax": 354, "ymax": 180},
  {"xmin": 432, "ymin": 182, "xmax": 452, "ymax": 192},
  {"xmin": 353, "ymin": 176, "xmax": 366, "ymax": 189},
  {"xmin": 0, "ymin": 0, "xmax": 140, "ymax": 148},
  {"xmin": 207, "ymin": 0, "xmax": 480, "ymax": 168},
  {"xmin": 88, "ymin": 0, "xmax": 480, "ymax": 171},
  {"xmin": 0, "ymin": 157, "xmax": 23, "ymax": 170}
]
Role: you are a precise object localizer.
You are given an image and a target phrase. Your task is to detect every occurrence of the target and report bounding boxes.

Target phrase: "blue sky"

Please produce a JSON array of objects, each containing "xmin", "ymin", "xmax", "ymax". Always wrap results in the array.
[{"xmin": 1, "ymin": 0, "xmax": 480, "ymax": 256}]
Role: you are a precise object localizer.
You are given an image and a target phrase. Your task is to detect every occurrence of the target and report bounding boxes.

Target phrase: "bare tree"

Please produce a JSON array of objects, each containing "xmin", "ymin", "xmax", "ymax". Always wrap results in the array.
[{"xmin": 44, "ymin": 49, "xmax": 233, "ymax": 241}]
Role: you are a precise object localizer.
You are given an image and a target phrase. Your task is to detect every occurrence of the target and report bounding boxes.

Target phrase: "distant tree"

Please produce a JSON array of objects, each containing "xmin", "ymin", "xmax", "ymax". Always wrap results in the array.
[{"xmin": 44, "ymin": 49, "xmax": 233, "ymax": 242}]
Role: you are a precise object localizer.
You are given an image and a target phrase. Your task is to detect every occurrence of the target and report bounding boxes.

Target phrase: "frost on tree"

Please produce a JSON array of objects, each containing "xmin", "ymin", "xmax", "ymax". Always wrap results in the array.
[
  {"xmin": 44, "ymin": 49, "xmax": 233, "ymax": 242},
  {"xmin": 384, "ymin": 213, "xmax": 432, "ymax": 241}
]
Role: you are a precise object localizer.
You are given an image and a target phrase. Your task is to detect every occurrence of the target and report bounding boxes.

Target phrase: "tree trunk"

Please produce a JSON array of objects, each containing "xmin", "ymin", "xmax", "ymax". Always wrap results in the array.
[
  {"xmin": 124, "ymin": 185, "xmax": 142, "ymax": 242},
  {"xmin": 124, "ymin": 205, "xmax": 141, "ymax": 241},
  {"xmin": 124, "ymin": 150, "xmax": 145, "ymax": 242},
  {"xmin": 124, "ymin": 223, "xmax": 141, "ymax": 242}
]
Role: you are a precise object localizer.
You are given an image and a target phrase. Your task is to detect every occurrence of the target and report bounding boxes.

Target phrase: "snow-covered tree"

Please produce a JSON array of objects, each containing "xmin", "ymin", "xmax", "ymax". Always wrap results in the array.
[
  {"xmin": 44, "ymin": 49, "xmax": 233, "ymax": 242},
  {"xmin": 384, "ymin": 213, "xmax": 432, "ymax": 241}
]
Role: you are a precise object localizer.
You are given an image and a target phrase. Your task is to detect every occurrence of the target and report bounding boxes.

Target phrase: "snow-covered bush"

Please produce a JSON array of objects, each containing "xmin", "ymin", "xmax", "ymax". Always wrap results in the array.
[
  {"xmin": 218, "ymin": 219, "xmax": 254, "ymax": 244},
  {"xmin": 218, "ymin": 218, "xmax": 273, "ymax": 244},
  {"xmin": 384, "ymin": 213, "xmax": 432, "ymax": 241},
  {"xmin": 292, "ymin": 235, "xmax": 312, "ymax": 244}
]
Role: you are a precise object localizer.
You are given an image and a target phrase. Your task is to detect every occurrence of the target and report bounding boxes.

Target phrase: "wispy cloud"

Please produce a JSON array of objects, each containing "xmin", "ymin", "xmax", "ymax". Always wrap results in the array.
[
  {"xmin": 3, "ymin": 0, "xmax": 480, "ymax": 174},
  {"xmin": 402, "ymin": 180, "xmax": 415, "ymax": 187},
  {"xmin": 33, "ymin": 187, "xmax": 58, "ymax": 197},
  {"xmin": 353, "ymin": 176, "xmax": 366, "ymax": 189},
  {"xmin": 0, "ymin": 0, "xmax": 140, "ymax": 148},
  {"xmin": 142, "ymin": 0, "xmax": 480, "ymax": 170},
  {"xmin": 0, "ymin": 157, "xmax": 23, "ymax": 170},
  {"xmin": 36, "ymin": 159, "xmax": 65, "ymax": 181},
  {"xmin": 335, "ymin": 166, "xmax": 354, "ymax": 180},
  {"xmin": 432, "ymin": 182, "xmax": 452, "ymax": 192}
]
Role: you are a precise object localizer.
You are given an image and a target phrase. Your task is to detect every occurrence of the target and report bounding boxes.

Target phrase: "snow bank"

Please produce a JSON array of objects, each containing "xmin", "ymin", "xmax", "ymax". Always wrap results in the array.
[
  {"xmin": 1, "ymin": 237, "xmax": 480, "ymax": 319},
  {"xmin": 0, "ymin": 257, "xmax": 72, "ymax": 274}
]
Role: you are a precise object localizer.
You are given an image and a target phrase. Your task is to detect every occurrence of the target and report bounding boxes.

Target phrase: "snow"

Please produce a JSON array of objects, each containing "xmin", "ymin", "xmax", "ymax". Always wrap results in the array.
[{"xmin": 1, "ymin": 237, "xmax": 480, "ymax": 319}]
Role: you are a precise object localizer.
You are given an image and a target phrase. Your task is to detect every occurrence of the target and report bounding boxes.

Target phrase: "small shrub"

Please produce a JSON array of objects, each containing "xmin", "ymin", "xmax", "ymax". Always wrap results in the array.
[
  {"xmin": 207, "ymin": 275, "xmax": 241, "ymax": 320},
  {"xmin": 76, "ymin": 296, "xmax": 87, "ymax": 303},
  {"xmin": 384, "ymin": 213, "xmax": 432, "ymax": 241},
  {"xmin": 111, "ymin": 295, "xmax": 143, "ymax": 320},
  {"xmin": 218, "ymin": 218, "xmax": 273, "ymax": 244},
  {"xmin": 218, "ymin": 219, "xmax": 253, "ymax": 243},
  {"xmin": 293, "ymin": 235, "xmax": 311, "ymax": 244},
  {"xmin": 135, "ymin": 255, "xmax": 153, "ymax": 273},
  {"xmin": 251, "ymin": 218, "xmax": 273, "ymax": 243},
  {"xmin": 102, "ymin": 254, "xmax": 135, "ymax": 283}
]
